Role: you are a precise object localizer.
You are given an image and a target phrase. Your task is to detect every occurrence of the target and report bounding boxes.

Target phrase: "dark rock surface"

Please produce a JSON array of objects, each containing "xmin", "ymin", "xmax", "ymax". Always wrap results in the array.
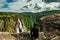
[
  {"xmin": 40, "ymin": 14, "xmax": 60, "ymax": 40},
  {"xmin": 11, "ymin": 32, "xmax": 30, "ymax": 40}
]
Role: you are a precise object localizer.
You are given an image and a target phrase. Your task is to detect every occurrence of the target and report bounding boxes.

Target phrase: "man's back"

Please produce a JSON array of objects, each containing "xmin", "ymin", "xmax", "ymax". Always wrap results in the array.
[{"xmin": 31, "ymin": 27, "xmax": 39, "ymax": 39}]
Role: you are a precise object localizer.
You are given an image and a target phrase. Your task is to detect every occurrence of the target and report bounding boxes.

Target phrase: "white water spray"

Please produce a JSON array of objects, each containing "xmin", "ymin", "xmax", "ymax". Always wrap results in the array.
[
  {"xmin": 16, "ymin": 18, "xmax": 24, "ymax": 33},
  {"xmin": 16, "ymin": 25, "xmax": 20, "ymax": 33}
]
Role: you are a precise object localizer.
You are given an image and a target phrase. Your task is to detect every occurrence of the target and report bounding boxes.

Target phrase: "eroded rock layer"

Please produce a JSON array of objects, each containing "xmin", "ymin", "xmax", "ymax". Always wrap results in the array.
[{"xmin": 40, "ymin": 14, "xmax": 60, "ymax": 40}]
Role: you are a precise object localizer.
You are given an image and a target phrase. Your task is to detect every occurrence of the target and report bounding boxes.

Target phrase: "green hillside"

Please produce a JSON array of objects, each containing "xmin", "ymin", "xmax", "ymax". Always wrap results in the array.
[{"xmin": 0, "ymin": 10, "xmax": 60, "ymax": 33}]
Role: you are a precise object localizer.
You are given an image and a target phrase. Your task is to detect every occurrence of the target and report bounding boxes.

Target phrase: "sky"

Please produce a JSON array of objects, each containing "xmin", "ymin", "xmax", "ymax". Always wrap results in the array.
[{"xmin": 0, "ymin": 0, "xmax": 60, "ymax": 13}]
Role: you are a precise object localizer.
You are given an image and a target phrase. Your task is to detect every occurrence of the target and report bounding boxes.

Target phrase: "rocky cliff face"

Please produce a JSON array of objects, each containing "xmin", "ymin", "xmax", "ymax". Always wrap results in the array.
[{"xmin": 40, "ymin": 14, "xmax": 60, "ymax": 40}]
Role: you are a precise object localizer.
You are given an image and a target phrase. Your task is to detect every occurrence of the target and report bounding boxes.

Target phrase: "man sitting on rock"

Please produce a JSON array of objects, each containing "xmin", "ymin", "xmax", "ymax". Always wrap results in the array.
[{"xmin": 30, "ymin": 24, "xmax": 39, "ymax": 40}]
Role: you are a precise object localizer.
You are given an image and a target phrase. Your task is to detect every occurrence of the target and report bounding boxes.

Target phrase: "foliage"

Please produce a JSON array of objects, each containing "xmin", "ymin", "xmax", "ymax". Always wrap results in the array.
[{"xmin": 0, "ymin": 10, "xmax": 60, "ymax": 33}]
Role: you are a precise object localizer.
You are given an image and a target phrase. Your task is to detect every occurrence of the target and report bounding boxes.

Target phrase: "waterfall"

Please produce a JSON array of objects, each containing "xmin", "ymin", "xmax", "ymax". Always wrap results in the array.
[
  {"xmin": 16, "ymin": 18, "xmax": 25, "ymax": 33},
  {"xmin": 16, "ymin": 25, "xmax": 20, "ymax": 33},
  {"xmin": 18, "ymin": 18, "xmax": 24, "ymax": 32}
]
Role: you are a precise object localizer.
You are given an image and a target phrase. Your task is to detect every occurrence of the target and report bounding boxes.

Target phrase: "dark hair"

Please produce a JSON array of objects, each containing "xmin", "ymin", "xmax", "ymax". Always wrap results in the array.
[{"xmin": 34, "ymin": 24, "xmax": 37, "ymax": 27}]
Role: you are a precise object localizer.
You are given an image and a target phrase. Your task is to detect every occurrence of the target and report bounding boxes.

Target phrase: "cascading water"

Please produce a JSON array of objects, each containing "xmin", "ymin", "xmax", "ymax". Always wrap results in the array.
[
  {"xmin": 16, "ymin": 25, "xmax": 20, "ymax": 33},
  {"xmin": 16, "ymin": 18, "xmax": 25, "ymax": 33}
]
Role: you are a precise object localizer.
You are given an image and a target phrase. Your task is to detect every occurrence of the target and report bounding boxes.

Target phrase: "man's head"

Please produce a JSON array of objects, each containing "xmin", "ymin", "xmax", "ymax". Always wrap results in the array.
[{"xmin": 34, "ymin": 23, "xmax": 37, "ymax": 28}]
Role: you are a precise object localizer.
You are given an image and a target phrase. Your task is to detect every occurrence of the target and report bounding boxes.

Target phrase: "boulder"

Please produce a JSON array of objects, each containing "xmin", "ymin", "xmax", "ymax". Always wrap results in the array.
[{"xmin": 40, "ymin": 14, "xmax": 60, "ymax": 40}]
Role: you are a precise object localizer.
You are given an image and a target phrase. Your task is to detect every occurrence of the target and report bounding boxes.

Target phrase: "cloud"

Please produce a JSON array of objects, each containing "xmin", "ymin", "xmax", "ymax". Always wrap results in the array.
[
  {"xmin": 42, "ymin": 0, "xmax": 60, "ymax": 2},
  {"xmin": 0, "ymin": 0, "xmax": 60, "ymax": 13},
  {"xmin": 0, "ymin": 0, "xmax": 6, "ymax": 4},
  {"xmin": 46, "ymin": 2, "xmax": 60, "ymax": 10}
]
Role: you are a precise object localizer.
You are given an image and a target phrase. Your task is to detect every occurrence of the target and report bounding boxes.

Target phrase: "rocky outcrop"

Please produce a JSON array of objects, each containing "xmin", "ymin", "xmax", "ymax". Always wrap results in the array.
[
  {"xmin": 0, "ymin": 32, "xmax": 60, "ymax": 40},
  {"xmin": 0, "ymin": 32, "xmax": 30, "ymax": 40},
  {"xmin": 0, "ymin": 32, "xmax": 16, "ymax": 40},
  {"xmin": 51, "ymin": 36, "xmax": 60, "ymax": 40},
  {"xmin": 12, "ymin": 32, "xmax": 30, "ymax": 40},
  {"xmin": 38, "ymin": 32, "xmax": 46, "ymax": 40},
  {"xmin": 40, "ymin": 14, "xmax": 60, "ymax": 40}
]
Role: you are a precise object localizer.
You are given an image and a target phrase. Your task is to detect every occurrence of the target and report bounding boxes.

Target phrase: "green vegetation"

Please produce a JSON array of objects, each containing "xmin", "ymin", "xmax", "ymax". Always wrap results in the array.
[{"xmin": 0, "ymin": 10, "xmax": 60, "ymax": 33}]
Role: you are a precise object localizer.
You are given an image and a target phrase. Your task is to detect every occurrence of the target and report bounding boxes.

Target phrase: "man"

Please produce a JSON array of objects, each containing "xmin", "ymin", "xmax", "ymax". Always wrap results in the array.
[{"xmin": 30, "ymin": 24, "xmax": 39, "ymax": 40}]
